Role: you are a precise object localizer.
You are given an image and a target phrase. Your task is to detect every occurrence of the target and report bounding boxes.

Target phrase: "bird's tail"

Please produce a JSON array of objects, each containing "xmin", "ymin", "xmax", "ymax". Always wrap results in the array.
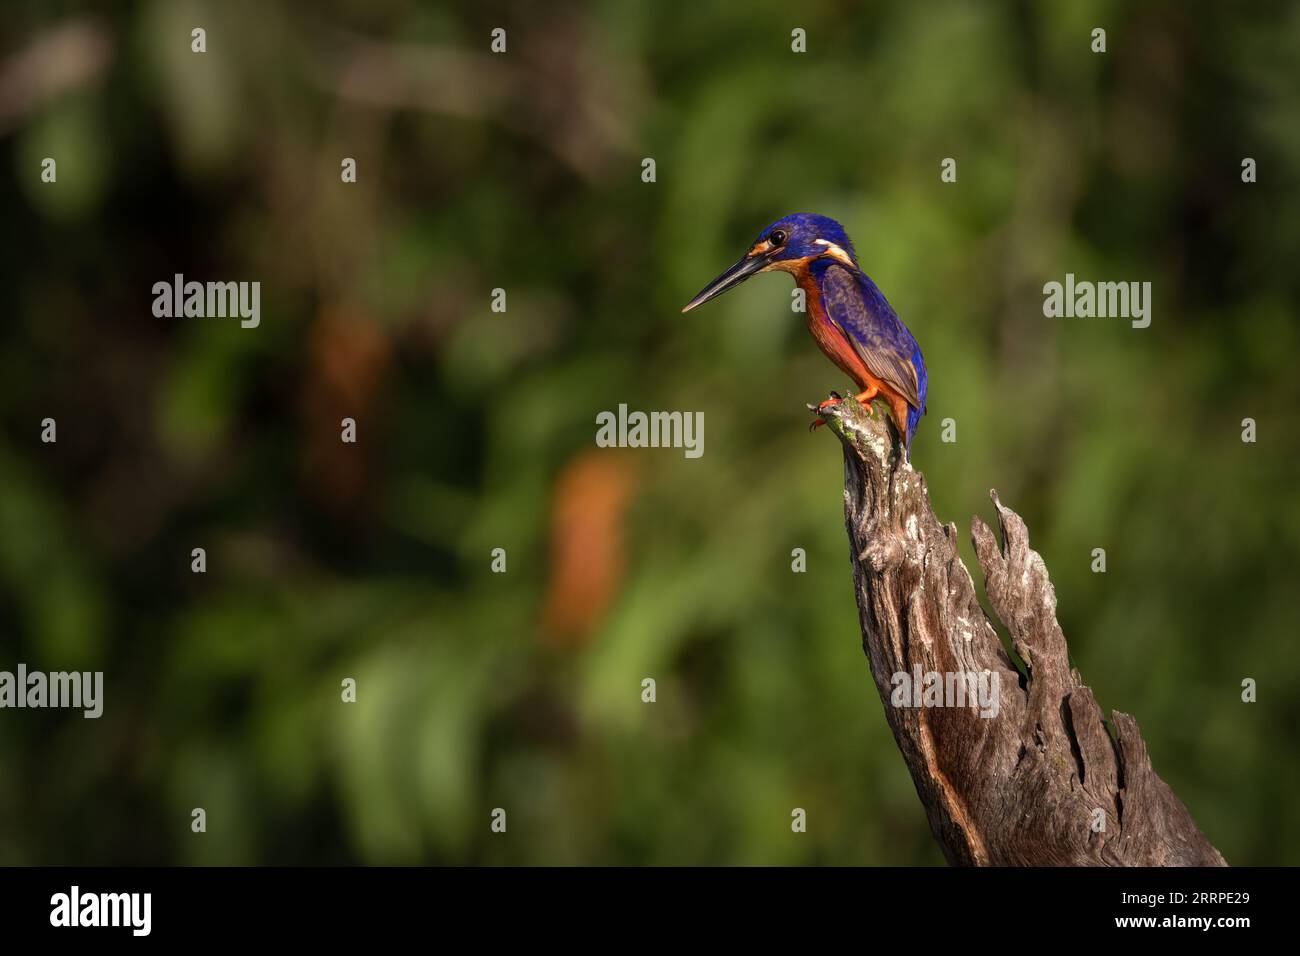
[
  {"xmin": 905, "ymin": 348, "xmax": 928, "ymax": 455},
  {"xmin": 905, "ymin": 405, "xmax": 923, "ymax": 452}
]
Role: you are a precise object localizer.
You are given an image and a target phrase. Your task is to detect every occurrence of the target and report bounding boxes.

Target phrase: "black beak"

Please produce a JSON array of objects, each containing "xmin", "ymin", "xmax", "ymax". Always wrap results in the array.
[{"xmin": 681, "ymin": 253, "xmax": 768, "ymax": 313}]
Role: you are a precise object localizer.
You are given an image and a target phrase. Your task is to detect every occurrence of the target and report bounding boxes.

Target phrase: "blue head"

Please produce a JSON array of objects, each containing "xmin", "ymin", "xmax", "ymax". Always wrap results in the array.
[{"xmin": 681, "ymin": 214, "xmax": 859, "ymax": 312}]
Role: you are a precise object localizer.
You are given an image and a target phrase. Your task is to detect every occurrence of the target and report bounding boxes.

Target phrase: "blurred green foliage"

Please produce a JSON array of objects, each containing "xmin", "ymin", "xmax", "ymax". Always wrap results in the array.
[{"xmin": 1, "ymin": 0, "xmax": 1298, "ymax": 865}]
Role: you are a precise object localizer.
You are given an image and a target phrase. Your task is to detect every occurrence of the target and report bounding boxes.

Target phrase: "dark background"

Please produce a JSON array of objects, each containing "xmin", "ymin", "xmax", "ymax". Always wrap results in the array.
[{"xmin": 1, "ymin": 0, "xmax": 1297, "ymax": 865}]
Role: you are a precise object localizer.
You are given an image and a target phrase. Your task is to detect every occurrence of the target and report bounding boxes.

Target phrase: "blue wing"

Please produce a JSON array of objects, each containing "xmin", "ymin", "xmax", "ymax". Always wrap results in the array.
[{"xmin": 817, "ymin": 263, "xmax": 926, "ymax": 416}]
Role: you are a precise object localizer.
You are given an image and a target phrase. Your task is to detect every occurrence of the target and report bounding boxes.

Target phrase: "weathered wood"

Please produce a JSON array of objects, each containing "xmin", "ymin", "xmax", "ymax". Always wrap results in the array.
[{"xmin": 818, "ymin": 397, "xmax": 1225, "ymax": 866}]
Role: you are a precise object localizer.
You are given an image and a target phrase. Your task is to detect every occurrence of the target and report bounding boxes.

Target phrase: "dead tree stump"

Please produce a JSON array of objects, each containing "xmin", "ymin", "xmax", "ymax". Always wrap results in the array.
[{"xmin": 818, "ymin": 397, "xmax": 1226, "ymax": 866}]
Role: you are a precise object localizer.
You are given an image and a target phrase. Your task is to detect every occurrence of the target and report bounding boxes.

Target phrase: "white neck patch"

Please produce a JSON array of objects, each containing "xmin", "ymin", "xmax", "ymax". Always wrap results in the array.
[{"xmin": 813, "ymin": 238, "xmax": 855, "ymax": 267}]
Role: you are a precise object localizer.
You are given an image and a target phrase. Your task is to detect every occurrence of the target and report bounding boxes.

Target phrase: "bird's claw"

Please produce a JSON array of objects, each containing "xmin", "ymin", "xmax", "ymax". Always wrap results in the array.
[{"xmin": 810, "ymin": 389, "xmax": 851, "ymax": 431}]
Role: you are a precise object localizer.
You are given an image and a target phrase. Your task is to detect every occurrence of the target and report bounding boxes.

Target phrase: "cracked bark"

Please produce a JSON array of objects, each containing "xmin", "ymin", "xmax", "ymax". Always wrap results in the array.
[{"xmin": 819, "ymin": 397, "xmax": 1226, "ymax": 867}]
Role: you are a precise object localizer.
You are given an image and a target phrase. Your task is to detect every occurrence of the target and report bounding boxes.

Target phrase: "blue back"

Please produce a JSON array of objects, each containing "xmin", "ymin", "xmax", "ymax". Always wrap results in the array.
[{"xmin": 808, "ymin": 257, "xmax": 928, "ymax": 448}]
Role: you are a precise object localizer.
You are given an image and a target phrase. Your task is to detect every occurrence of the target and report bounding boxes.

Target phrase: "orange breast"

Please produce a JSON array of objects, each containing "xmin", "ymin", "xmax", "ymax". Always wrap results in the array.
[
  {"xmin": 799, "ymin": 273, "xmax": 911, "ymax": 437},
  {"xmin": 801, "ymin": 274, "xmax": 873, "ymax": 387}
]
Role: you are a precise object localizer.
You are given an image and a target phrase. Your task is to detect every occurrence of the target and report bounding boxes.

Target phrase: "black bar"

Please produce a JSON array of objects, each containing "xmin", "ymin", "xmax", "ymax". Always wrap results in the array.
[{"xmin": 0, "ymin": 866, "xmax": 1276, "ymax": 942}]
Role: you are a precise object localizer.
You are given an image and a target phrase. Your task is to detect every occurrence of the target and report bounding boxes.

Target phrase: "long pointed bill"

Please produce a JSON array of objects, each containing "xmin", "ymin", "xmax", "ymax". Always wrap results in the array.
[{"xmin": 681, "ymin": 254, "xmax": 768, "ymax": 313}]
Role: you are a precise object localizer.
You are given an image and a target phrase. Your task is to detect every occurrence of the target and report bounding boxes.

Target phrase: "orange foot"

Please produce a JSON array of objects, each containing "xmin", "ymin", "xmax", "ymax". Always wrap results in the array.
[{"xmin": 809, "ymin": 387, "xmax": 879, "ymax": 430}]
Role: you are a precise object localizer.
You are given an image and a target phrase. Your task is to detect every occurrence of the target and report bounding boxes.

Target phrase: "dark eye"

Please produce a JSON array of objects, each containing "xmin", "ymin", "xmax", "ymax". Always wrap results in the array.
[{"xmin": 769, "ymin": 230, "xmax": 787, "ymax": 247}]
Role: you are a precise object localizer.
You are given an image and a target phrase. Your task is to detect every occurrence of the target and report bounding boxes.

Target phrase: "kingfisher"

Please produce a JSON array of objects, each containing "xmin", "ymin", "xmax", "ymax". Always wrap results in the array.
[{"xmin": 682, "ymin": 213, "xmax": 927, "ymax": 456}]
